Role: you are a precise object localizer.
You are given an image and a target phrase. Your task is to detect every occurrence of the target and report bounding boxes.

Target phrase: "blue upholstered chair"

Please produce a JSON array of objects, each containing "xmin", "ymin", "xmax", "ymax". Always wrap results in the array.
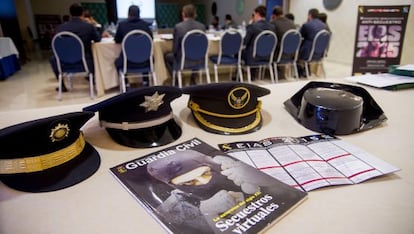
[
  {"xmin": 209, "ymin": 30, "xmax": 243, "ymax": 82},
  {"xmin": 172, "ymin": 30, "xmax": 211, "ymax": 88},
  {"xmin": 118, "ymin": 30, "xmax": 156, "ymax": 93},
  {"xmin": 51, "ymin": 31, "xmax": 94, "ymax": 100},
  {"xmin": 302, "ymin": 29, "xmax": 331, "ymax": 78},
  {"xmin": 244, "ymin": 30, "xmax": 277, "ymax": 83},
  {"xmin": 273, "ymin": 29, "xmax": 302, "ymax": 81}
]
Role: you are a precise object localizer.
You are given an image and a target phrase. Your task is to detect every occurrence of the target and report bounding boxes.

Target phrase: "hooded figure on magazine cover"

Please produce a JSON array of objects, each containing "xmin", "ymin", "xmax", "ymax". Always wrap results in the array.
[{"xmin": 147, "ymin": 149, "xmax": 293, "ymax": 233}]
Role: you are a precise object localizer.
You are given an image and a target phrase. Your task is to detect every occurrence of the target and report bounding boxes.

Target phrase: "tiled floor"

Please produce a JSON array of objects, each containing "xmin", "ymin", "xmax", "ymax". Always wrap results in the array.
[{"xmin": 0, "ymin": 48, "xmax": 352, "ymax": 111}]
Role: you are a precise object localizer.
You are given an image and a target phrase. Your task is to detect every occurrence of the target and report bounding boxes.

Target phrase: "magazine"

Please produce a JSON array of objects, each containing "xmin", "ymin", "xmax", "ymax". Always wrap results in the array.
[
  {"xmin": 218, "ymin": 134, "xmax": 400, "ymax": 192},
  {"xmin": 110, "ymin": 138, "xmax": 307, "ymax": 234}
]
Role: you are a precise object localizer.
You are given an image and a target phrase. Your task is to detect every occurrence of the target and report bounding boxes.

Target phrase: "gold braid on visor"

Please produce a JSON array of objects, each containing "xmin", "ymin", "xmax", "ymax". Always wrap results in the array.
[
  {"xmin": 188, "ymin": 100, "xmax": 262, "ymax": 133},
  {"xmin": 0, "ymin": 132, "xmax": 86, "ymax": 174}
]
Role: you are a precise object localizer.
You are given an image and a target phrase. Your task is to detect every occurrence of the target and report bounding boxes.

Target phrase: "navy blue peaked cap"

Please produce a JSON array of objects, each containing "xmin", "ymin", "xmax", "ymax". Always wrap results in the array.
[
  {"xmin": 0, "ymin": 111, "xmax": 101, "ymax": 192},
  {"xmin": 83, "ymin": 86, "xmax": 182, "ymax": 148},
  {"xmin": 182, "ymin": 82, "xmax": 270, "ymax": 135}
]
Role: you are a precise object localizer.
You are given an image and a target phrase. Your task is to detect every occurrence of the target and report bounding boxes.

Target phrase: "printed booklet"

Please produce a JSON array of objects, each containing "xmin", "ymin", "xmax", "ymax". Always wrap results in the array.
[
  {"xmin": 110, "ymin": 138, "xmax": 307, "ymax": 234},
  {"xmin": 218, "ymin": 134, "xmax": 400, "ymax": 192}
]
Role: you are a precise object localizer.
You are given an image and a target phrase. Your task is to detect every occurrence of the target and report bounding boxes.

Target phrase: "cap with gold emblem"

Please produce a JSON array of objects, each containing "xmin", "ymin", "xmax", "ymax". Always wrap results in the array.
[
  {"xmin": 0, "ymin": 111, "xmax": 101, "ymax": 192},
  {"xmin": 83, "ymin": 86, "xmax": 182, "ymax": 148},
  {"xmin": 182, "ymin": 82, "xmax": 271, "ymax": 135}
]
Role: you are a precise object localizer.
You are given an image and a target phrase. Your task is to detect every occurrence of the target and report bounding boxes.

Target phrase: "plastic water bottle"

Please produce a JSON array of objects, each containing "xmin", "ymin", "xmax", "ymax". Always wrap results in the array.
[{"xmin": 152, "ymin": 20, "xmax": 158, "ymax": 37}]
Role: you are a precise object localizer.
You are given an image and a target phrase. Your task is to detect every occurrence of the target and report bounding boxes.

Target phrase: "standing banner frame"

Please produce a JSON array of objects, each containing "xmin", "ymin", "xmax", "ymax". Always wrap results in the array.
[{"xmin": 352, "ymin": 5, "xmax": 410, "ymax": 75}]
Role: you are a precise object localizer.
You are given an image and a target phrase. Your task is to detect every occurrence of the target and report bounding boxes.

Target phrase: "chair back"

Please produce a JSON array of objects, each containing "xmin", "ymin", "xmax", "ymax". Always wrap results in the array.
[
  {"xmin": 276, "ymin": 29, "xmax": 301, "ymax": 63},
  {"xmin": 180, "ymin": 29, "xmax": 208, "ymax": 69},
  {"xmin": 308, "ymin": 29, "xmax": 330, "ymax": 62},
  {"xmin": 52, "ymin": 31, "xmax": 88, "ymax": 74},
  {"xmin": 121, "ymin": 30, "xmax": 153, "ymax": 73},
  {"xmin": 252, "ymin": 30, "xmax": 277, "ymax": 62},
  {"xmin": 219, "ymin": 30, "xmax": 243, "ymax": 63}
]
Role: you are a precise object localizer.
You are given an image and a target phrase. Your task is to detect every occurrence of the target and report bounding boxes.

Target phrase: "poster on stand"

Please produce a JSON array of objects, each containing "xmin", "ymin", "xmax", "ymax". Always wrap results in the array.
[{"xmin": 352, "ymin": 5, "xmax": 410, "ymax": 75}]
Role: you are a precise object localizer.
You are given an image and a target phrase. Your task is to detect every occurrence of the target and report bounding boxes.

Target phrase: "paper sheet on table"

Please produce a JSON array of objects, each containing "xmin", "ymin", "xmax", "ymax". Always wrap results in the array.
[
  {"xmin": 397, "ymin": 64, "xmax": 414, "ymax": 71},
  {"xmin": 345, "ymin": 73, "xmax": 414, "ymax": 88},
  {"xmin": 159, "ymin": 34, "xmax": 173, "ymax": 40}
]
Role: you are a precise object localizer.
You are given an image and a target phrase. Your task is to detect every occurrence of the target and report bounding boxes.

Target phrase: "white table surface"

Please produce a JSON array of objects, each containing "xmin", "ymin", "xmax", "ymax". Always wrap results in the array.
[{"xmin": 0, "ymin": 79, "xmax": 413, "ymax": 234}]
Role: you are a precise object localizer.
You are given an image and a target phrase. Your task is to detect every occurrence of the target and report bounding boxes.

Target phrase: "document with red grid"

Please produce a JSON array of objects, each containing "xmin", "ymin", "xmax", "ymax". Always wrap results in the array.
[{"xmin": 218, "ymin": 134, "xmax": 400, "ymax": 192}]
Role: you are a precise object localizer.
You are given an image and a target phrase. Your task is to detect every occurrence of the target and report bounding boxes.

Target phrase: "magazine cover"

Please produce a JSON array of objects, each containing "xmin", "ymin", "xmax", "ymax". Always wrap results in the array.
[{"xmin": 110, "ymin": 138, "xmax": 307, "ymax": 234}]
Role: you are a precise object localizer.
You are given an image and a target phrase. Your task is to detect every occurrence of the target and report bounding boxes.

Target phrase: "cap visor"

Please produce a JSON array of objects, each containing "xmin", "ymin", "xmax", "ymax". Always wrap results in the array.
[
  {"xmin": 106, "ymin": 119, "xmax": 182, "ymax": 148},
  {"xmin": 0, "ymin": 143, "xmax": 100, "ymax": 193},
  {"xmin": 192, "ymin": 110, "xmax": 262, "ymax": 135}
]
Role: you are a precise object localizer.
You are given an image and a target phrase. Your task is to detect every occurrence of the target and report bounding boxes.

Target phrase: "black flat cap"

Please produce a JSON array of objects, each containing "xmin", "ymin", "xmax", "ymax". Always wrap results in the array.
[
  {"xmin": 83, "ymin": 86, "xmax": 182, "ymax": 148},
  {"xmin": 182, "ymin": 82, "xmax": 271, "ymax": 135},
  {"xmin": 0, "ymin": 111, "xmax": 100, "ymax": 192},
  {"xmin": 284, "ymin": 81, "xmax": 387, "ymax": 135}
]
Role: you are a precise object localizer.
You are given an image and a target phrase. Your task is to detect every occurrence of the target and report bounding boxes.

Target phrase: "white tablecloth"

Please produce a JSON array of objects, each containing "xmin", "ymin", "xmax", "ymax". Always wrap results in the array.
[
  {"xmin": 0, "ymin": 37, "xmax": 19, "ymax": 59},
  {"xmin": 0, "ymin": 80, "xmax": 413, "ymax": 234},
  {"xmin": 92, "ymin": 35, "xmax": 220, "ymax": 97}
]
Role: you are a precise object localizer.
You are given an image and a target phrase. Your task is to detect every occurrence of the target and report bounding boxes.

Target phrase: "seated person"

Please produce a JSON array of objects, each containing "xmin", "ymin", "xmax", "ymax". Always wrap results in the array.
[
  {"xmin": 222, "ymin": 14, "xmax": 237, "ymax": 30},
  {"xmin": 210, "ymin": 15, "xmax": 220, "ymax": 31},
  {"xmin": 49, "ymin": 3, "xmax": 101, "ymax": 91},
  {"xmin": 82, "ymin": 9, "xmax": 100, "ymax": 28},
  {"xmin": 270, "ymin": 6, "xmax": 296, "ymax": 79},
  {"xmin": 297, "ymin": 8, "xmax": 327, "ymax": 77},
  {"xmin": 164, "ymin": 4, "xmax": 206, "ymax": 86},
  {"xmin": 242, "ymin": 5, "xmax": 275, "ymax": 66},
  {"xmin": 114, "ymin": 5, "xmax": 153, "ymax": 87},
  {"xmin": 298, "ymin": 8, "xmax": 327, "ymax": 61}
]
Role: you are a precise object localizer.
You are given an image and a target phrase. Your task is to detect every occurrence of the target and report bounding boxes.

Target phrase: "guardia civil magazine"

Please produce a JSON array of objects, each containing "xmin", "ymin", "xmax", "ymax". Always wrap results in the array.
[{"xmin": 110, "ymin": 138, "xmax": 307, "ymax": 234}]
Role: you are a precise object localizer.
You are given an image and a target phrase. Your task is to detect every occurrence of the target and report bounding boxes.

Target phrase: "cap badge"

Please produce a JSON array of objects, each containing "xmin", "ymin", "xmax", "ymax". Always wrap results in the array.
[
  {"xmin": 228, "ymin": 87, "xmax": 250, "ymax": 109},
  {"xmin": 139, "ymin": 91, "xmax": 165, "ymax": 112},
  {"xmin": 49, "ymin": 123, "xmax": 70, "ymax": 142}
]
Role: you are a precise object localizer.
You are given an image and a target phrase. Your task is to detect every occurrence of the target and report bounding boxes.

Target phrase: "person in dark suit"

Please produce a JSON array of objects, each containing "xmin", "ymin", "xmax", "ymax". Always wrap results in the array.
[
  {"xmin": 270, "ymin": 6, "xmax": 296, "ymax": 57},
  {"xmin": 242, "ymin": 5, "xmax": 275, "ymax": 71},
  {"xmin": 164, "ymin": 4, "xmax": 206, "ymax": 85},
  {"xmin": 297, "ymin": 8, "xmax": 327, "ymax": 77},
  {"xmin": 49, "ymin": 3, "xmax": 101, "ymax": 91},
  {"xmin": 317, "ymin": 12, "xmax": 331, "ymax": 33},
  {"xmin": 270, "ymin": 6, "xmax": 296, "ymax": 79},
  {"xmin": 114, "ymin": 5, "xmax": 153, "ymax": 87},
  {"xmin": 298, "ymin": 8, "xmax": 327, "ymax": 61},
  {"xmin": 222, "ymin": 14, "xmax": 237, "ymax": 30}
]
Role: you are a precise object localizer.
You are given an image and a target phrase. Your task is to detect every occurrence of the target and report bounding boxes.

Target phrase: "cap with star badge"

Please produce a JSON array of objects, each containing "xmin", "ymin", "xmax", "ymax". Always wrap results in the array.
[
  {"xmin": 0, "ymin": 111, "xmax": 101, "ymax": 193},
  {"xmin": 83, "ymin": 86, "xmax": 182, "ymax": 148},
  {"xmin": 182, "ymin": 82, "xmax": 271, "ymax": 135}
]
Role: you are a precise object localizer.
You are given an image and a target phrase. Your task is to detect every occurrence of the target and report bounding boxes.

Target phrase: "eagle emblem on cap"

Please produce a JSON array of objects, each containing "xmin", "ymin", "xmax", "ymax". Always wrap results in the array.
[
  {"xmin": 139, "ymin": 91, "xmax": 165, "ymax": 112},
  {"xmin": 228, "ymin": 87, "xmax": 250, "ymax": 109},
  {"xmin": 49, "ymin": 123, "xmax": 70, "ymax": 142}
]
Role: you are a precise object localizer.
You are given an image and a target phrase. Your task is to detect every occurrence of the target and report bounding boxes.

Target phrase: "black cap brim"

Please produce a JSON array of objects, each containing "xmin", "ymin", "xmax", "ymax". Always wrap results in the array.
[
  {"xmin": 105, "ymin": 119, "xmax": 182, "ymax": 148},
  {"xmin": 0, "ymin": 143, "xmax": 100, "ymax": 193}
]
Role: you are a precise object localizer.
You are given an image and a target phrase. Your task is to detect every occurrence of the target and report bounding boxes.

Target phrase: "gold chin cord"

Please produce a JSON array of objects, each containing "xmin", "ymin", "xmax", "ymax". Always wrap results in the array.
[{"xmin": 188, "ymin": 100, "xmax": 262, "ymax": 133}]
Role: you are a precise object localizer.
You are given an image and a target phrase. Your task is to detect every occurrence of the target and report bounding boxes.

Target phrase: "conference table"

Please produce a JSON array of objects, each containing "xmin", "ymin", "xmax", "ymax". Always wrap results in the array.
[
  {"xmin": 1, "ymin": 79, "xmax": 413, "ymax": 234},
  {"xmin": 92, "ymin": 34, "xmax": 220, "ymax": 97},
  {"xmin": 0, "ymin": 37, "xmax": 20, "ymax": 80}
]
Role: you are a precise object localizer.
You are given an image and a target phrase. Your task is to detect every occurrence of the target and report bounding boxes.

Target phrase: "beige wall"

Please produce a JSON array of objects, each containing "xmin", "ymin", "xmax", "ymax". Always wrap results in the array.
[{"xmin": 289, "ymin": 0, "xmax": 414, "ymax": 66}]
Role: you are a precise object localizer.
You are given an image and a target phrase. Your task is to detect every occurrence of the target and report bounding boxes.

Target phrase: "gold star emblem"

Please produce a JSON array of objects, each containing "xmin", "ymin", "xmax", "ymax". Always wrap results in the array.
[
  {"xmin": 49, "ymin": 123, "xmax": 70, "ymax": 142},
  {"xmin": 139, "ymin": 91, "xmax": 165, "ymax": 112}
]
